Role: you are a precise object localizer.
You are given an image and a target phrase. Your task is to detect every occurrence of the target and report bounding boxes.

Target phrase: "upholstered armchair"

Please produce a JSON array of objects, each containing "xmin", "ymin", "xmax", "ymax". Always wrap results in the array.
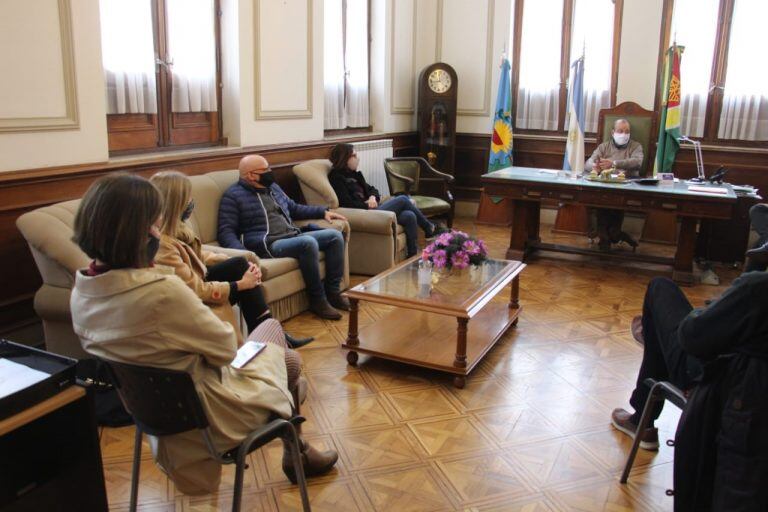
[
  {"xmin": 293, "ymin": 159, "xmax": 407, "ymax": 275},
  {"xmin": 383, "ymin": 157, "xmax": 455, "ymax": 228}
]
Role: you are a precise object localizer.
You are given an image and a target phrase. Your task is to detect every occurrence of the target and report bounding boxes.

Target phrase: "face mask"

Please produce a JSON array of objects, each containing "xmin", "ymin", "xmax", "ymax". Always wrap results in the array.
[
  {"xmin": 258, "ymin": 170, "xmax": 275, "ymax": 187},
  {"xmin": 147, "ymin": 234, "xmax": 161, "ymax": 263},
  {"xmin": 181, "ymin": 199, "xmax": 195, "ymax": 221},
  {"xmin": 613, "ymin": 132, "xmax": 630, "ymax": 146}
]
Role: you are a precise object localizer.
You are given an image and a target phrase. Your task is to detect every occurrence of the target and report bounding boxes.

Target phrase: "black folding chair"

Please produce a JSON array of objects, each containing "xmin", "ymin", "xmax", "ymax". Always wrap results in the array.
[
  {"xmin": 102, "ymin": 360, "xmax": 311, "ymax": 512},
  {"xmin": 620, "ymin": 378, "xmax": 688, "ymax": 484}
]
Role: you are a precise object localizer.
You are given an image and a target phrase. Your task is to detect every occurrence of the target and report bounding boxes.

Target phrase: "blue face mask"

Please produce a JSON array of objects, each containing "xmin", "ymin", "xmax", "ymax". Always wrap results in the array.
[{"xmin": 181, "ymin": 199, "xmax": 195, "ymax": 221}]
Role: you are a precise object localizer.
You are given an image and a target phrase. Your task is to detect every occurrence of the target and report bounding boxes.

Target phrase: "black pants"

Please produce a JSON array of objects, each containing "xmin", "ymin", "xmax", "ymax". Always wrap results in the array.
[
  {"xmin": 206, "ymin": 256, "xmax": 271, "ymax": 333},
  {"xmin": 596, "ymin": 208, "xmax": 625, "ymax": 244},
  {"xmin": 629, "ymin": 277, "xmax": 704, "ymax": 425}
]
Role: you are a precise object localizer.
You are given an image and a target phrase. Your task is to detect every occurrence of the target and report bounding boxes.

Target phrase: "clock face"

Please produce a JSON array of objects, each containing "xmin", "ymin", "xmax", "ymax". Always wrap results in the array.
[{"xmin": 428, "ymin": 69, "xmax": 452, "ymax": 93}]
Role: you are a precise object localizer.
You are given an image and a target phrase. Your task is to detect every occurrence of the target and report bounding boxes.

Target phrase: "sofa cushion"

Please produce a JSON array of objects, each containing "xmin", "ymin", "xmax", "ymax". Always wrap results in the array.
[
  {"xmin": 188, "ymin": 170, "xmax": 240, "ymax": 244},
  {"xmin": 293, "ymin": 159, "xmax": 338, "ymax": 209}
]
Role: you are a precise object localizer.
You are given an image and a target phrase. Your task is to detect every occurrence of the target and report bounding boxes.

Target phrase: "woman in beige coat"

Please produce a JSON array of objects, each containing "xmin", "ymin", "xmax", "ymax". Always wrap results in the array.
[
  {"xmin": 149, "ymin": 170, "xmax": 314, "ymax": 349},
  {"xmin": 69, "ymin": 174, "xmax": 337, "ymax": 495}
]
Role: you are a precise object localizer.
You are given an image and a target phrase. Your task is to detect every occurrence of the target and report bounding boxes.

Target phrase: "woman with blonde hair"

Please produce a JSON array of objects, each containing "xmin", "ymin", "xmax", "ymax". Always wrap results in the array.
[
  {"xmin": 149, "ymin": 170, "xmax": 312, "ymax": 349},
  {"xmin": 70, "ymin": 173, "xmax": 337, "ymax": 494}
]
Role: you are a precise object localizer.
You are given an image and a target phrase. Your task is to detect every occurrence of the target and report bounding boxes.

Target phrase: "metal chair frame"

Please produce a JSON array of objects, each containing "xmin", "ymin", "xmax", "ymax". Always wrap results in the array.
[
  {"xmin": 103, "ymin": 360, "xmax": 311, "ymax": 512},
  {"xmin": 620, "ymin": 378, "xmax": 688, "ymax": 484}
]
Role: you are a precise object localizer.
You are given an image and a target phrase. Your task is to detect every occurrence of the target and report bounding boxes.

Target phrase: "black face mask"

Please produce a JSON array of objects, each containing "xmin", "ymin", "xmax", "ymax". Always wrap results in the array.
[
  {"xmin": 147, "ymin": 234, "xmax": 161, "ymax": 263},
  {"xmin": 258, "ymin": 171, "xmax": 275, "ymax": 188},
  {"xmin": 181, "ymin": 199, "xmax": 195, "ymax": 221}
]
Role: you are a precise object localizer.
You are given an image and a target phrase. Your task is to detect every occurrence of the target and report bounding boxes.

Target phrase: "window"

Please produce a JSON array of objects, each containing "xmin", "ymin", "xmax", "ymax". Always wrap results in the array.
[
  {"xmin": 324, "ymin": 0, "xmax": 370, "ymax": 131},
  {"xmin": 99, "ymin": 0, "xmax": 222, "ymax": 153},
  {"xmin": 511, "ymin": 0, "xmax": 622, "ymax": 133},
  {"xmin": 660, "ymin": 0, "xmax": 768, "ymax": 142}
]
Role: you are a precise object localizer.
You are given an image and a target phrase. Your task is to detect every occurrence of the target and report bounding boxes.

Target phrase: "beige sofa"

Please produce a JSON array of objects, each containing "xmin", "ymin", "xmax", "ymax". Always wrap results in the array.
[
  {"xmin": 16, "ymin": 168, "xmax": 349, "ymax": 359},
  {"xmin": 293, "ymin": 159, "xmax": 406, "ymax": 275}
]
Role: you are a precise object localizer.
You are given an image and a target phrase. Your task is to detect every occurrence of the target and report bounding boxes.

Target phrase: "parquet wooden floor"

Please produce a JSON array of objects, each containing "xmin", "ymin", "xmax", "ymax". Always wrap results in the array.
[{"xmin": 100, "ymin": 218, "xmax": 738, "ymax": 511}]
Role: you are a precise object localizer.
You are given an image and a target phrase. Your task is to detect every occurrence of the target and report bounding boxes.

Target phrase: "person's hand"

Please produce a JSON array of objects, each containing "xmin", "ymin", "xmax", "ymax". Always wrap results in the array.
[
  {"xmin": 237, "ymin": 263, "xmax": 261, "ymax": 290},
  {"xmin": 598, "ymin": 159, "xmax": 614, "ymax": 170},
  {"xmin": 366, "ymin": 196, "xmax": 378, "ymax": 209},
  {"xmin": 325, "ymin": 210, "xmax": 347, "ymax": 222}
]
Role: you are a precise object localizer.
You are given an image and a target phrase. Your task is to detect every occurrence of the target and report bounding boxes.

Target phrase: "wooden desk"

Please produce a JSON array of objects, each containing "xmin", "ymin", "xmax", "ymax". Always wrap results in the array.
[
  {"xmin": 0, "ymin": 385, "xmax": 108, "ymax": 511},
  {"xmin": 482, "ymin": 167, "xmax": 738, "ymax": 284}
]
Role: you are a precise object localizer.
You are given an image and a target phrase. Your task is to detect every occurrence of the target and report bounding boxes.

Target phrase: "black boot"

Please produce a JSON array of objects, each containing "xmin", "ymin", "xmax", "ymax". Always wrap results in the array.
[
  {"xmin": 326, "ymin": 292, "xmax": 350, "ymax": 311},
  {"xmin": 286, "ymin": 333, "xmax": 314, "ymax": 349},
  {"xmin": 309, "ymin": 298, "xmax": 342, "ymax": 320}
]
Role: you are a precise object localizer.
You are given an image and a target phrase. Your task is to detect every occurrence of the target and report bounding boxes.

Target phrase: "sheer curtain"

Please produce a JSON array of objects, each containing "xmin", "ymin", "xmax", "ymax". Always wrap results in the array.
[
  {"xmin": 670, "ymin": 0, "xmax": 719, "ymax": 137},
  {"xmin": 718, "ymin": 0, "xmax": 768, "ymax": 140},
  {"xmin": 516, "ymin": 0, "xmax": 562, "ymax": 130},
  {"xmin": 324, "ymin": 0, "xmax": 369, "ymax": 129},
  {"xmin": 99, "ymin": 0, "xmax": 157, "ymax": 114},
  {"xmin": 569, "ymin": 0, "xmax": 613, "ymax": 133},
  {"xmin": 166, "ymin": 0, "xmax": 218, "ymax": 113}
]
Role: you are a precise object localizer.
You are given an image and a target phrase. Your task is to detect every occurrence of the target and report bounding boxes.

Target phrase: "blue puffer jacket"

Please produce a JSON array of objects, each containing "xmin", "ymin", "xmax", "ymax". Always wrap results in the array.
[{"xmin": 217, "ymin": 179, "xmax": 327, "ymax": 258}]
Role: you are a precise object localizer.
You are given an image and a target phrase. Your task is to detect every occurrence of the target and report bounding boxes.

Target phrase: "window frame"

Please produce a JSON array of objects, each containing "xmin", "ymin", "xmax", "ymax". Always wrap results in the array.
[
  {"xmin": 510, "ymin": 0, "xmax": 623, "ymax": 136},
  {"xmin": 656, "ymin": 0, "xmax": 767, "ymax": 147},
  {"xmin": 322, "ymin": 0, "xmax": 372, "ymax": 135},
  {"xmin": 105, "ymin": 0, "xmax": 224, "ymax": 155}
]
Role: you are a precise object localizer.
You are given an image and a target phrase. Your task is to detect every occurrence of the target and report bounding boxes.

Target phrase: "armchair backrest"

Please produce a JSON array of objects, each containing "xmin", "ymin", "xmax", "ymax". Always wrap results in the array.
[
  {"xmin": 293, "ymin": 159, "xmax": 338, "ymax": 208},
  {"xmin": 384, "ymin": 159, "xmax": 421, "ymax": 195},
  {"xmin": 597, "ymin": 102, "xmax": 656, "ymax": 177}
]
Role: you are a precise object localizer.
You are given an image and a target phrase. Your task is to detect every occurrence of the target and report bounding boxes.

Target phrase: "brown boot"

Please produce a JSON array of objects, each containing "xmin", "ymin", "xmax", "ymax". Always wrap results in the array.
[
  {"xmin": 326, "ymin": 292, "xmax": 350, "ymax": 311},
  {"xmin": 611, "ymin": 408, "xmax": 659, "ymax": 450},
  {"xmin": 282, "ymin": 438, "xmax": 339, "ymax": 484},
  {"xmin": 309, "ymin": 298, "xmax": 342, "ymax": 320}
]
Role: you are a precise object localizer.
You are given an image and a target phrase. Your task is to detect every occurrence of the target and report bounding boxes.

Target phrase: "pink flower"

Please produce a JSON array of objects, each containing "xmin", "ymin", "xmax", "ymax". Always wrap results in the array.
[
  {"xmin": 435, "ymin": 233, "xmax": 453, "ymax": 246},
  {"xmin": 432, "ymin": 249, "xmax": 448, "ymax": 269},
  {"xmin": 478, "ymin": 239, "xmax": 489, "ymax": 255},
  {"xmin": 451, "ymin": 251, "xmax": 470, "ymax": 269},
  {"xmin": 462, "ymin": 240, "xmax": 481, "ymax": 255}
]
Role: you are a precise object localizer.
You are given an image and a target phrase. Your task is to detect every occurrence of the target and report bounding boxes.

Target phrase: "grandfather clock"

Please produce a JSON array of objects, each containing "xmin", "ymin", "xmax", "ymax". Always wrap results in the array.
[{"xmin": 417, "ymin": 62, "xmax": 458, "ymax": 174}]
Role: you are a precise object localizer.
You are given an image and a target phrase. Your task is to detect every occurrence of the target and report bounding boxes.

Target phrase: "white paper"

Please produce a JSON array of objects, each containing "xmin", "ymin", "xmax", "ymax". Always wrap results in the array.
[
  {"xmin": 0, "ymin": 358, "xmax": 50, "ymax": 399},
  {"xmin": 688, "ymin": 185, "xmax": 728, "ymax": 195}
]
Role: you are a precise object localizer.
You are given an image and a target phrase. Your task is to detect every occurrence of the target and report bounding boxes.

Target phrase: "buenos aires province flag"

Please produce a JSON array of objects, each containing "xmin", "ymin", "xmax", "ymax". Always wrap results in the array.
[{"xmin": 488, "ymin": 57, "xmax": 513, "ymax": 171}]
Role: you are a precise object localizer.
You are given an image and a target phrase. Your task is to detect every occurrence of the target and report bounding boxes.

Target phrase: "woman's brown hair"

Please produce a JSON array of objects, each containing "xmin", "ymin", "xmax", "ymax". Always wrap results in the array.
[
  {"xmin": 330, "ymin": 143, "xmax": 355, "ymax": 171},
  {"xmin": 73, "ymin": 173, "xmax": 162, "ymax": 269},
  {"xmin": 150, "ymin": 170, "xmax": 196, "ymax": 243}
]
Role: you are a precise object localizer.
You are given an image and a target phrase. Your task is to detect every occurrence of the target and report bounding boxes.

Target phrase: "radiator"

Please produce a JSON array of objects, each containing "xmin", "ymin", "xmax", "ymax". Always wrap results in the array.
[{"xmin": 351, "ymin": 139, "xmax": 393, "ymax": 197}]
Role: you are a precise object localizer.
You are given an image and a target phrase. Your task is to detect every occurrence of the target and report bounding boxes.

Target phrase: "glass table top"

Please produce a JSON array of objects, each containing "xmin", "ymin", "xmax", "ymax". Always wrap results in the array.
[{"xmin": 349, "ymin": 257, "xmax": 521, "ymax": 311}]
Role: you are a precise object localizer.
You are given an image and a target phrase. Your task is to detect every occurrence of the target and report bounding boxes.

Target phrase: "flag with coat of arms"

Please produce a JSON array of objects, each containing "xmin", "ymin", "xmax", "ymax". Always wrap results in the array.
[
  {"xmin": 654, "ymin": 44, "xmax": 684, "ymax": 176},
  {"xmin": 488, "ymin": 57, "xmax": 513, "ymax": 171},
  {"xmin": 563, "ymin": 56, "xmax": 585, "ymax": 174}
]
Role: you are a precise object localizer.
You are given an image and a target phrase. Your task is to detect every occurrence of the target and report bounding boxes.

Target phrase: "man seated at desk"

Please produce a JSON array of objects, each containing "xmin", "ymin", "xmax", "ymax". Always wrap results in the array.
[{"xmin": 585, "ymin": 118, "xmax": 644, "ymax": 251}]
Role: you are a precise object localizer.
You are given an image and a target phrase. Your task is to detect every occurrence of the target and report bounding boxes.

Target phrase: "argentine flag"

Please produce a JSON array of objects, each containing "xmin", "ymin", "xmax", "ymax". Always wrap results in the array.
[{"xmin": 563, "ymin": 56, "xmax": 585, "ymax": 175}]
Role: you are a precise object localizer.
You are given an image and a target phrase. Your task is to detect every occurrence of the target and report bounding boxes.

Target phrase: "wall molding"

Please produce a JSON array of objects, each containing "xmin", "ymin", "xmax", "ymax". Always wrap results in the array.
[
  {"xmin": 389, "ymin": 0, "xmax": 417, "ymax": 115},
  {"xmin": 436, "ymin": 0, "xmax": 494, "ymax": 117},
  {"xmin": 253, "ymin": 0, "xmax": 313, "ymax": 119},
  {"xmin": 0, "ymin": 0, "xmax": 79, "ymax": 132}
]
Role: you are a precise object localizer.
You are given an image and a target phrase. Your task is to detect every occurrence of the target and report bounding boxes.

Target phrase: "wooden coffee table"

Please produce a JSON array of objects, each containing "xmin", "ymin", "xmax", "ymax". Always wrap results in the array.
[{"xmin": 343, "ymin": 256, "xmax": 525, "ymax": 388}]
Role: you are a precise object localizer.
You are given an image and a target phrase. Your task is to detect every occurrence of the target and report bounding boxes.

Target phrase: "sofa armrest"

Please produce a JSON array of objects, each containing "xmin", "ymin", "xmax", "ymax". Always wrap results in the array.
[
  {"xmin": 334, "ymin": 207, "xmax": 397, "ymax": 235},
  {"xmin": 201, "ymin": 244, "xmax": 259, "ymax": 264},
  {"xmin": 293, "ymin": 218, "xmax": 351, "ymax": 239}
]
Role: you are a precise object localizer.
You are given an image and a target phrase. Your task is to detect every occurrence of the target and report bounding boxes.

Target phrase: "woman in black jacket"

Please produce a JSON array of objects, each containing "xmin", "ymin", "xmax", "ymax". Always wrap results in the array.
[{"xmin": 327, "ymin": 143, "xmax": 444, "ymax": 257}]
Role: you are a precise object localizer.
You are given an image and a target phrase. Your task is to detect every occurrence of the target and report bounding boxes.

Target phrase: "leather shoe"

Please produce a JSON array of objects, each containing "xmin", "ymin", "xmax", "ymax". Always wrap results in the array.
[
  {"xmin": 285, "ymin": 332, "xmax": 314, "ymax": 349},
  {"xmin": 746, "ymin": 241, "xmax": 768, "ymax": 264},
  {"xmin": 309, "ymin": 299, "xmax": 342, "ymax": 320},
  {"xmin": 611, "ymin": 408, "xmax": 659, "ymax": 450},
  {"xmin": 630, "ymin": 315, "xmax": 644, "ymax": 345},
  {"xmin": 327, "ymin": 292, "xmax": 350, "ymax": 311},
  {"xmin": 282, "ymin": 438, "xmax": 339, "ymax": 484}
]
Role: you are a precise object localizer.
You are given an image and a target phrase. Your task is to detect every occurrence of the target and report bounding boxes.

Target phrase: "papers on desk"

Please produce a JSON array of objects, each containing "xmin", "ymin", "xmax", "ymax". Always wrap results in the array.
[
  {"xmin": 688, "ymin": 185, "xmax": 728, "ymax": 195},
  {"xmin": 0, "ymin": 358, "xmax": 50, "ymax": 399}
]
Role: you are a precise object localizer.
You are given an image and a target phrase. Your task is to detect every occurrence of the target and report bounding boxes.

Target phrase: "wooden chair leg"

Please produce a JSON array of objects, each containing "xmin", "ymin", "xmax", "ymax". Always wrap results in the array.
[
  {"xmin": 620, "ymin": 382, "xmax": 662, "ymax": 484},
  {"xmin": 129, "ymin": 428, "xmax": 142, "ymax": 512}
]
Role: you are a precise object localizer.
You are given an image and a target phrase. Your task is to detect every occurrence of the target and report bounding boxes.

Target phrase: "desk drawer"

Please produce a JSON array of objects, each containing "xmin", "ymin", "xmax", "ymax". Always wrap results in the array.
[
  {"xmin": 483, "ymin": 184, "xmax": 525, "ymax": 199},
  {"xmin": 680, "ymin": 201, "xmax": 733, "ymax": 218},
  {"xmin": 580, "ymin": 190, "xmax": 625, "ymax": 207}
]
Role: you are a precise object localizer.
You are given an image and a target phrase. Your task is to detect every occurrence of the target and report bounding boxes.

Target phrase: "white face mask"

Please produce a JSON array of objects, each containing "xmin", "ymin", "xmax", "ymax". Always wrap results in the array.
[{"xmin": 613, "ymin": 132, "xmax": 630, "ymax": 146}]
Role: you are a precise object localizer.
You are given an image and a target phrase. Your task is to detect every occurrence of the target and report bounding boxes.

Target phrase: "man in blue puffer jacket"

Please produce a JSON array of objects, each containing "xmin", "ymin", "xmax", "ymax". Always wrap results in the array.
[{"xmin": 218, "ymin": 155, "xmax": 349, "ymax": 320}]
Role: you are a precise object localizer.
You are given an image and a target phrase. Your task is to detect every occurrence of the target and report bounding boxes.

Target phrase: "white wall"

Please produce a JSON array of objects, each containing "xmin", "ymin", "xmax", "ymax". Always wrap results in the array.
[{"xmin": 0, "ymin": 0, "xmax": 108, "ymax": 171}]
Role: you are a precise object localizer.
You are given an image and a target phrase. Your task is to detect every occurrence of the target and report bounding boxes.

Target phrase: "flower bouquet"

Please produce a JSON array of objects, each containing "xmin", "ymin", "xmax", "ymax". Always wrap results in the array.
[{"xmin": 421, "ymin": 230, "xmax": 488, "ymax": 271}]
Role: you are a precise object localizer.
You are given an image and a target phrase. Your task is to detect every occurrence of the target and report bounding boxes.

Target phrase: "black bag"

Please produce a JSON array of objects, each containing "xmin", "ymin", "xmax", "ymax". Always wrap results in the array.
[{"xmin": 76, "ymin": 358, "xmax": 134, "ymax": 427}]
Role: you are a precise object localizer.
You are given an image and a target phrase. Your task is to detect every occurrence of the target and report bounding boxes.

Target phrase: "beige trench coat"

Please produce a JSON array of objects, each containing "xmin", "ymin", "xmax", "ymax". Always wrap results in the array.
[{"xmin": 70, "ymin": 267, "xmax": 293, "ymax": 494}]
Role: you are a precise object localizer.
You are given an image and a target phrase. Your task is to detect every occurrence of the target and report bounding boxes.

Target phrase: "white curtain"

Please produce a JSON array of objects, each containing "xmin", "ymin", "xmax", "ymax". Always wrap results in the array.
[
  {"xmin": 324, "ymin": 0, "xmax": 346, "ymax": 129},
  {"xmin": 670, "ymin": 0, "xmax": 719, "ymax": 137},
  {"xmin": 718, "ymin": 0, "xmax": 768, "ymax": 140},
  {"xmin": 568, "ymin": 0, "xmax": 613, "ymax": 133},
  {"xmin": 515, "ymin": 0, "xmax": 562, "ymax": 130},
  {"xmin": 167, "ymin": 0, "xmax": 218, "ymax": 113},
  {"xmin": 324, "ymin": 0, "xmax": 369, "ymax": 129},
  {"xmin": 99, "ymin": 0, "xmax": 157, "ymax": 114}
]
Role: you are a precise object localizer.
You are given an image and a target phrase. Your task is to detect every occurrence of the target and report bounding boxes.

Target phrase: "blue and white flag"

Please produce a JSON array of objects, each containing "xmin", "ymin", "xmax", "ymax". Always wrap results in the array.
[
  {"xmin": 488, "ymin": 57, "xmax": 513, "ymax": 171},
  {"xmin": 563, "ymin": 56, "xmax": 585, "ymax": 174}
]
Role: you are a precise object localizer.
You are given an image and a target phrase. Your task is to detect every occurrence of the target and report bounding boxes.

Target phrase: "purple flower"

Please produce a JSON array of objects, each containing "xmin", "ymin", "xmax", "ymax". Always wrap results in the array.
[
  {"xmin": 435, "ymin": 233, "xmax": 453, "ymax": 246},
  {"xmin": 477, "ymin": 239, "xmax": 489, "ymax": 255},
  {"xmin": 462, "ymin": 240, "xmax": 481, "ymax": 255},
  {"xmin": 451, "ymin": 251, "xmax": 470, "ymax": 270},
  {"xmin": 432, "ymin": 249, "xmax": 448, "ymax": 269}
]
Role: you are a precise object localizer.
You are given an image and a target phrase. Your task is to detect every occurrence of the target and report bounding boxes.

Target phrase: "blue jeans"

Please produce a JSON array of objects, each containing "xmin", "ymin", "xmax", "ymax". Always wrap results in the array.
[
  {"xmin": 377, "ymin": 195, "xmax": 434, "ymax": 257},
  {"xmin": 269, "ymin": 229, "xmax": 345, "ymax": 301}
]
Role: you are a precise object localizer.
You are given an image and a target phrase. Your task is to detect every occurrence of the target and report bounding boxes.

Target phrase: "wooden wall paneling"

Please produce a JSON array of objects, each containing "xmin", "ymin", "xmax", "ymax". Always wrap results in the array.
[
  {"xmin": 0, "ymin": 132, "xmax": 418, "ymax": 330},
  {"xmin": 106, "ymin": 114, "xmax": 159, "ymax": 152}
]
